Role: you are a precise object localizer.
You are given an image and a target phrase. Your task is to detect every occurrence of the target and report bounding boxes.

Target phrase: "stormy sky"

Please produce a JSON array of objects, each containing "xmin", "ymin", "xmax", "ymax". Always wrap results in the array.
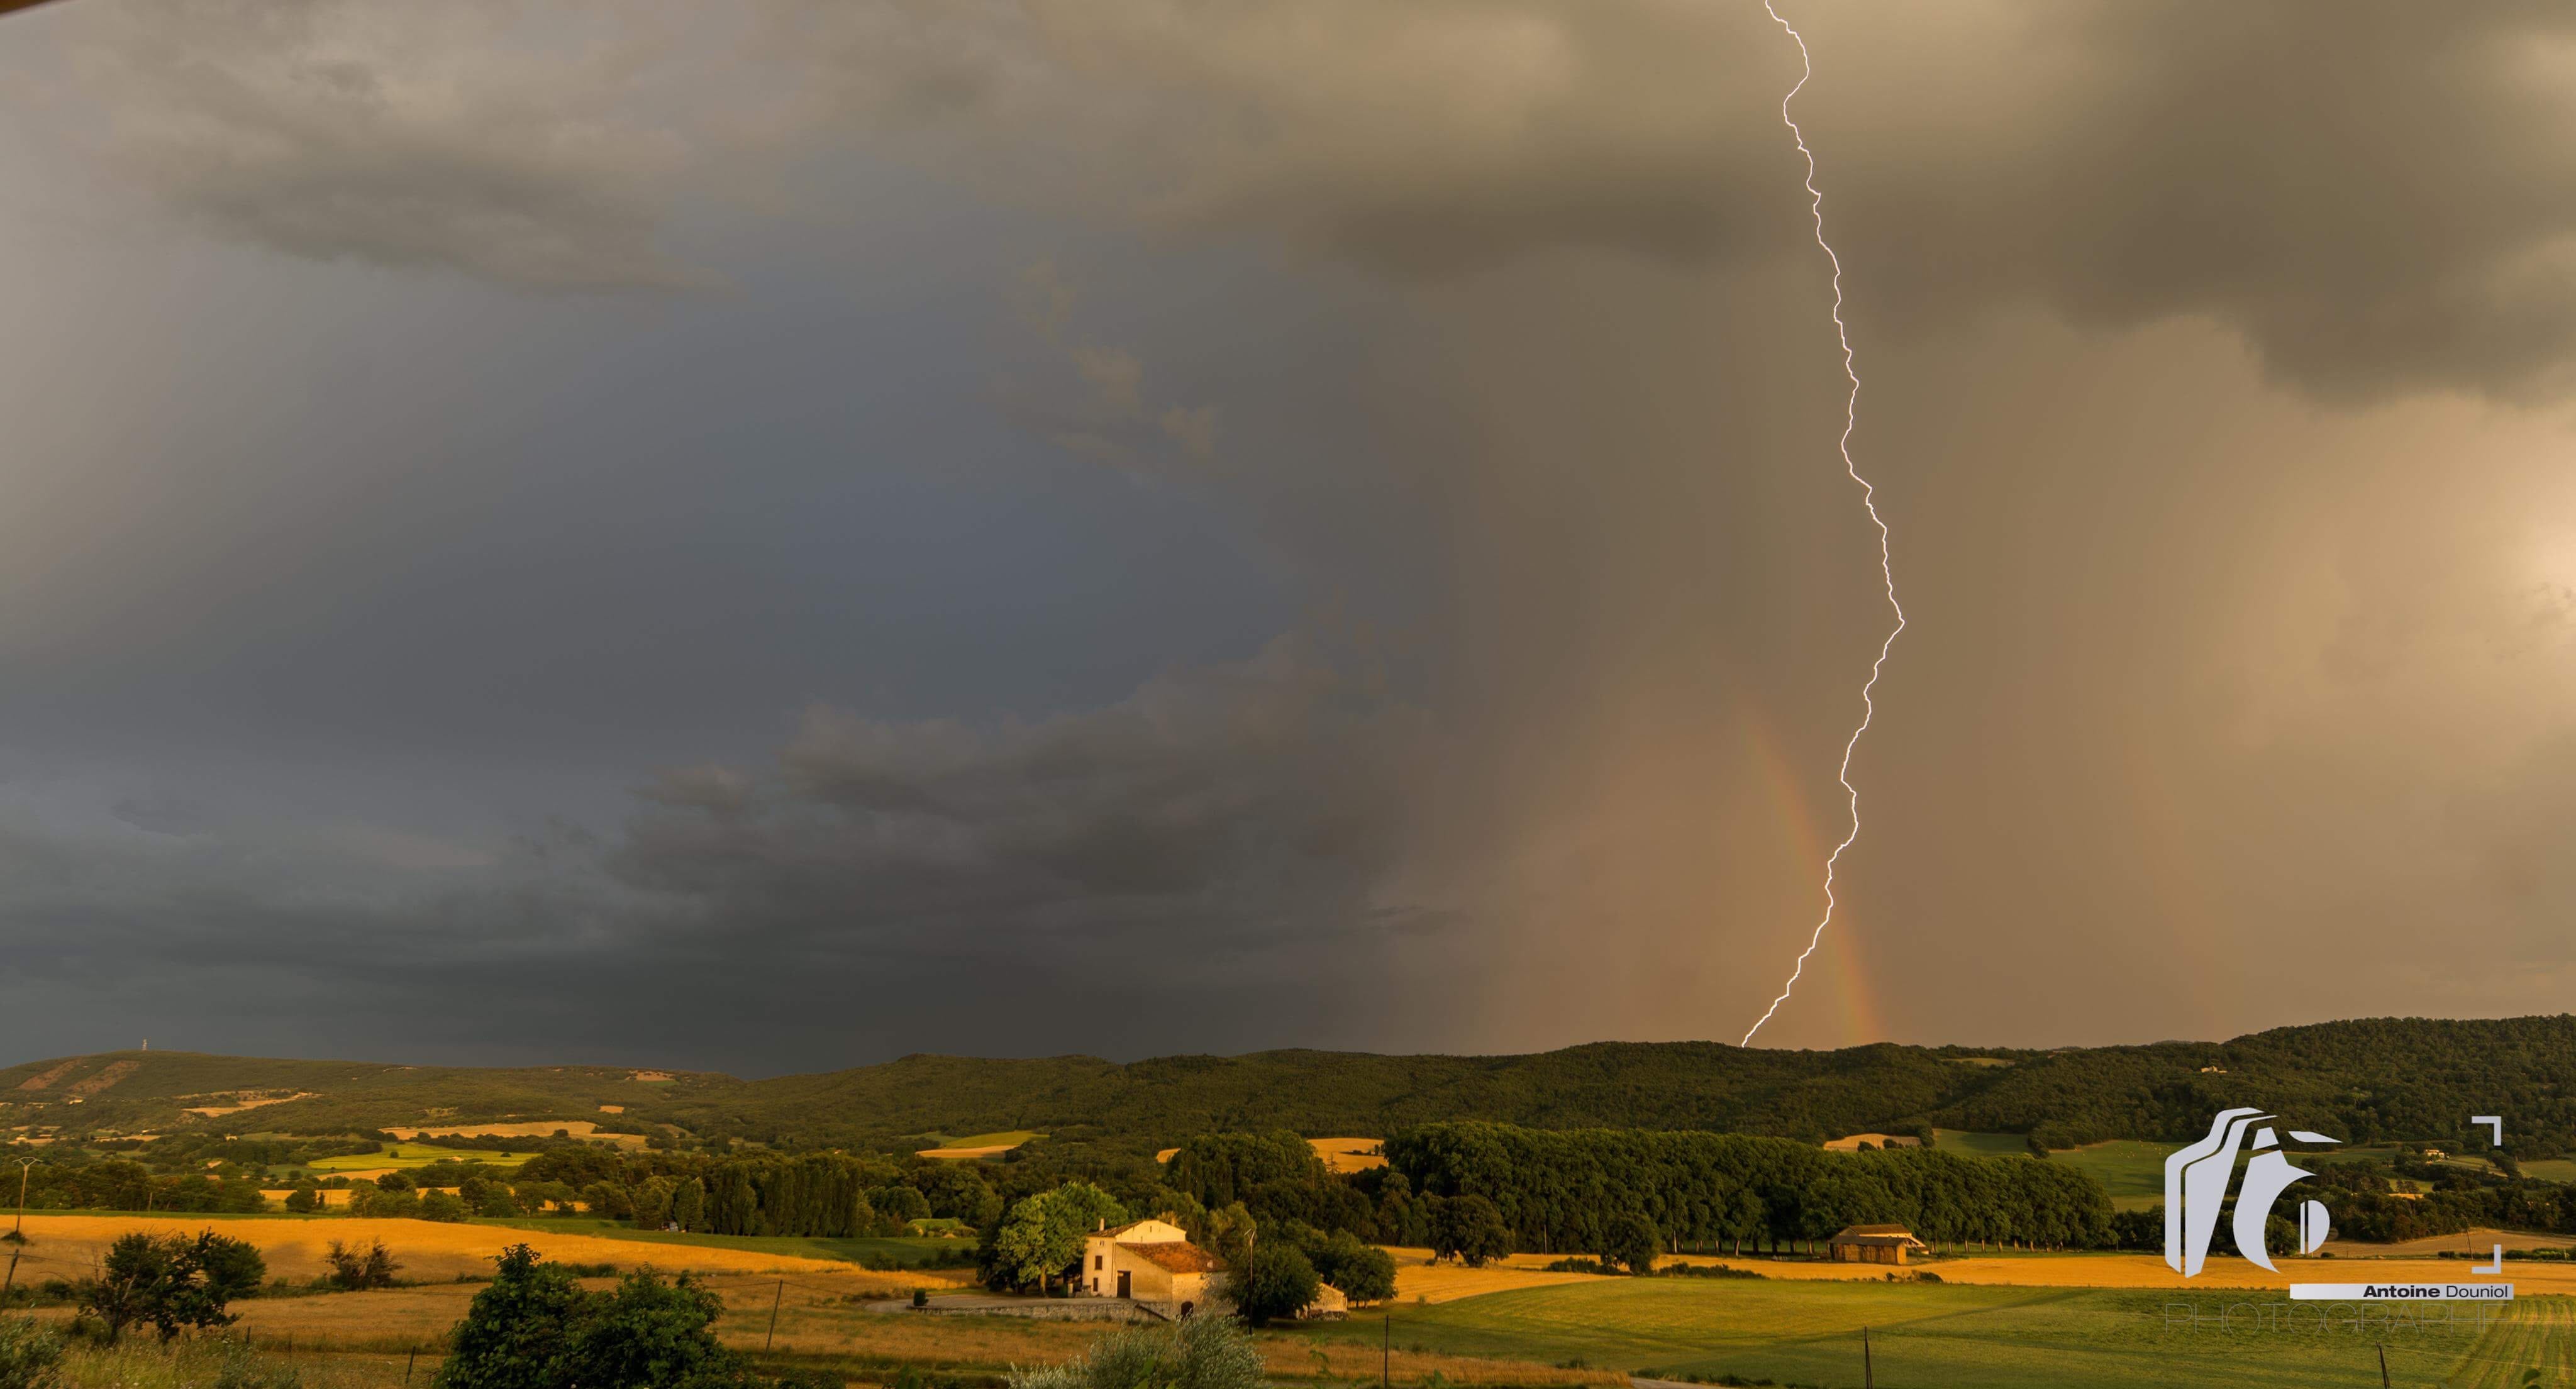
[{"xmin": 2, "ymin": 0, "xmax": 2572, "ymax": 1074}]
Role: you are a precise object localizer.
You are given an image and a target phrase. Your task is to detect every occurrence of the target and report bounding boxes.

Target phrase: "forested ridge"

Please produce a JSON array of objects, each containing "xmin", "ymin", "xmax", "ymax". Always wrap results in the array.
[{"xmin": 6, "ymin": 1014, "xmax": 2571, "ymax": 1156}]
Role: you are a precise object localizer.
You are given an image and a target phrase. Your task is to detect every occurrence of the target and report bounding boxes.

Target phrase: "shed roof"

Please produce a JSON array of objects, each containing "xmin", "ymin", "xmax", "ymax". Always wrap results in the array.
[{"xmin": 1829, "ymin": 1224, "xmax": 1926, "ymax": 1246}]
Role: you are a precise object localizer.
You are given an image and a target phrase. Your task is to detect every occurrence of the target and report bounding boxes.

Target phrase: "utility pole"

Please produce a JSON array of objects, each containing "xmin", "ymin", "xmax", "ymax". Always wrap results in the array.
[
  {"xmin": 11, "ymin": 1158, "xmax": 35, "ymax": 1239},
  {"xmin": 2376, "ymin": 1342, "xmax": 2390, "ymax": 1388},
  {"xmin": 1862, "ymin": 1327, "xmax": 1873, "ymax": 1389},
  {"xmin": 765, "ymin": 1279, "xmax": 784, "ymax": 1351}
]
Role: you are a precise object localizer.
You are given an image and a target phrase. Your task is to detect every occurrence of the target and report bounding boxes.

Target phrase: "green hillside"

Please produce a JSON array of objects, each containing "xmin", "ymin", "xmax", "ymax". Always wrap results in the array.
[{"xmin": 6, "ymin": 1013, "xmax": 2572, "ymax": 1158}]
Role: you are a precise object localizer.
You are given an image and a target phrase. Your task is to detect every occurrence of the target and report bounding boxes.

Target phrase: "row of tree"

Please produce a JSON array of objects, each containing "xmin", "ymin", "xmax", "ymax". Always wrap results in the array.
[{"xmin": 1383, "ymin": 1122, "xmax": 2116, "ymax": 1254}]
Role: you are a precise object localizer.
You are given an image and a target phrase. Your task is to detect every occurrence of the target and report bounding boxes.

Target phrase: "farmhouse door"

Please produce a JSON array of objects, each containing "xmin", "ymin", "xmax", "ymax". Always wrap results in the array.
[{"xmin": 1116, "ymin": 1271, "xmax": 1131, "ymax": 1298}]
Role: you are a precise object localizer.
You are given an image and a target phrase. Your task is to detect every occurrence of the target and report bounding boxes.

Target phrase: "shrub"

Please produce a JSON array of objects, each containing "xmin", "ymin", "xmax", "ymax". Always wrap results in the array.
[
  {"xmin": 0, "ymin": 1317, "xmax": 65, "ymax": 1389},
  {"xmin": 436, "ymin": 1246, "xmax": 750, "ymax": 1389},
  {"xmin": 420, "ymin": 1192, "xmax": 470, "ymax": 1224},
  {"xmin": 1009, "ymin": 1315, "xmax": 1262, "ymax": 1389},
  {"xmin": 323, "ymin": 1240, "xmax": 403, "ymax": 1292}
]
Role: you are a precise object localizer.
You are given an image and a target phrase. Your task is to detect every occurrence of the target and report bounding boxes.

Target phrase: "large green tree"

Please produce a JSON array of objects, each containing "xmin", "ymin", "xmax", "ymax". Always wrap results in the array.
[{"xmin": 984, "ymin": 1183, "xmax": 1130, "ymax": 1293}]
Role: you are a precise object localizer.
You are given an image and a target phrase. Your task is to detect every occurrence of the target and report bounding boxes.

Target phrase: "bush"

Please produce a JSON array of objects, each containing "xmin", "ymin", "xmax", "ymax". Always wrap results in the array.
[
  {"xmin": 0, "ymin": 1318, "xmax": 65, "ymax": 1389},
  {"xmin": 436, "ymin": 1246, "xmax": 750, "ymax": 1389},
  {"xmin": 1008, "ymin": 1315, "xmax": 1262, "ymax": 1389},
  {"xmin": 200, "ymin": 1236, "xmax": 269, "ymax": 1303},
  {"xmin": 282, "ymin": 1189, "xmax": 321, "ymax": 1215},
  {"xmin": 420, "ymin": 1192, "xmax": 470, "ymax": 1224},
  {"xmin": 323, "ymin": 1240, "xmax": 403, "ymax": 1292}
]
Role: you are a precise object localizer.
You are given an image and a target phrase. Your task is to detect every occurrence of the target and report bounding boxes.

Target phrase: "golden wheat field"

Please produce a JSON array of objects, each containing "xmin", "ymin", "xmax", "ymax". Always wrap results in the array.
[{"xmin": 1, "ymin": 1214, "xmax": 970, "ymax": 1286}]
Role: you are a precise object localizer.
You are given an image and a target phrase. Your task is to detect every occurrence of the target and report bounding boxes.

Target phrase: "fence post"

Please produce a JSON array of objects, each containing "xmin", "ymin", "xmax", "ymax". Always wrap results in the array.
[
  {"xmin": 408, "ymin": 1348, "xmax": 418, "ymax": 1385},
  {"xmin": 766, "ymin": 1279, "xmax": 784, "ymax": 1351},
  {"xmin": 1862, "ymin": 1327, "xmax": 1872, "ymax": 1389},
  {"xmin": 2377, "ymin": 1342, "xmax": 2390, "ymax": 1389}
]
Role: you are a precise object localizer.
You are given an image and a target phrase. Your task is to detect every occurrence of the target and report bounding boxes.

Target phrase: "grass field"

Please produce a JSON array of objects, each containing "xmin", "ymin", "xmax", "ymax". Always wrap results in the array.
[
  {"xmin": 2521, "ymin": 1159, "xmax": 2576, "ymax": 1184},
  {"xmin": 1308, "ymin": 1272, "xmax": 2568, "ymax": 1388},
  {"xmin": 2050, "ymin": 1139, "xmax": 2174, "ymax": 1210},
  {"xmin": 1928, "ymin": 1131, "xmax": 2174, "ymax": 1210},
  {"xmin": 1931, "ymin": 1129, "xmax": 2029, "ymax": 1159}
]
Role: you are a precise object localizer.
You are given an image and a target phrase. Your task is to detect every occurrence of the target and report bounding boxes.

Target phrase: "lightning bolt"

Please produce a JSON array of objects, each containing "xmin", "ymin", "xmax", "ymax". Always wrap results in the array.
[{"xmin": 1740, "ymin": 0, "xmax": 1906, "ymax": 1048}]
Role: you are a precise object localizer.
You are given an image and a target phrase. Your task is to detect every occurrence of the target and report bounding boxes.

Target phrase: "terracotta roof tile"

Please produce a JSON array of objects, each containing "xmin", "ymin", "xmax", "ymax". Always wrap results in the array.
[{"xmin": 1119, "ymin": 1240, "xmax": 1224, "ymax": 1273}]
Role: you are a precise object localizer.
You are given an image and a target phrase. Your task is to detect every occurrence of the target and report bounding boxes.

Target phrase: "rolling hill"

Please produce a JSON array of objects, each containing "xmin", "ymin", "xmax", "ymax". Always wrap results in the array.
[{"xmin": 6, "ymin": 1014, "xmax": 2571, "ymax": 1157}]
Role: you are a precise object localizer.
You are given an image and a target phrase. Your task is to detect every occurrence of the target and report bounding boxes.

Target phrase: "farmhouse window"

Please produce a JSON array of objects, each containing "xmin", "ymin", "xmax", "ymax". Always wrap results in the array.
[{"xmin": 1094, "ymin": 1255, "xmax": 1103, "ymax": 1270}]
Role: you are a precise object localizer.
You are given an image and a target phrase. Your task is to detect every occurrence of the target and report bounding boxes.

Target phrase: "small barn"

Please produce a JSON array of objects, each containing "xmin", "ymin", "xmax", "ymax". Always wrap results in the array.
[
  {"xmin": 1081, "ymin": 1218, "xmax": 1226, "ymax": 1319},
  {"xmin": 1828, "ymin": 1224, "xmax": 1929, "ymax": 1266}
]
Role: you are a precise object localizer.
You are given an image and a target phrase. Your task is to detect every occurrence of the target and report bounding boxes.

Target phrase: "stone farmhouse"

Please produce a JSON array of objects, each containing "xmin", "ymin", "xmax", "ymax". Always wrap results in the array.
[{"xmin": 1080, "ymin": 1218, "xmax": 1226, "ymax": 1319}]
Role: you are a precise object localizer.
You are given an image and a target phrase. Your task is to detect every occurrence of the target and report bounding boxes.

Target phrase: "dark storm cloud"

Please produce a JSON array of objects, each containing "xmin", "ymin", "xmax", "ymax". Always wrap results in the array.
[
  {"xmin": 48, "ymin": 1, "xmax": 2576, "ymax": 383},
  {"xmin": 611, "ymin": 635, "xmax": 1424, "ymax": 942},
  {"xmin": 777, "ymin": 0, "xmax": 2576, "ymax": 399}
]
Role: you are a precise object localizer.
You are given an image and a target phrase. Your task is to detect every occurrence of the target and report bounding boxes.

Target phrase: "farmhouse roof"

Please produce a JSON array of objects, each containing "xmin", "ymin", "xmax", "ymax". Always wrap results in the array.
[{"xmin": 1119, "ymin": 1240, "xmax": 1225, "ymax": 1273}]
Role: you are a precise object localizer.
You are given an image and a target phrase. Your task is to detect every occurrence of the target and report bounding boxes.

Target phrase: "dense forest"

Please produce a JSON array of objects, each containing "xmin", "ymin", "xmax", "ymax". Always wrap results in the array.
[
  {"xmin": 6, "ymin": 1014, "xmax": 2572, "ymax": 1155},
  {"xmin": 1384, "ymin": 1122, "xmax": 2112, "ymax": 1254}
]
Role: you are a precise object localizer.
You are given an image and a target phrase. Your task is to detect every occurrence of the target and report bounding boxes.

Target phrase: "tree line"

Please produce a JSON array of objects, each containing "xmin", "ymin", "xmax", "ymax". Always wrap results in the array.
[{"xmin": 1382, "ymin": 1122, "xmax": 2115, "ymax": 1254}]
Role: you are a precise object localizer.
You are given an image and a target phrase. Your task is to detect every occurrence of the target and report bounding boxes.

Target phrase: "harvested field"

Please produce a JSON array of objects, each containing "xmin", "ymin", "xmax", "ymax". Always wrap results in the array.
[
  {"xmin": 2321, "ymin": 1226, "xmax": 2575, "ymax": 1258},
  {"xmin": 1152, "ymin": 1137, "xmax": 1385, "ymax": 1172},
  {"xmin": 382, "ymin": 1120, "xmax": 645, "ymax": 1148},
  {"xmin": 1308, "ymin": 1137, "xmax": 1385, "ymax": 1173},
  {"xmin": 258, "ymin": 1187, "xmax": 357, "ymax": 1208},
  {"xmin": 917, "ymin": 1131, "xmax": 1044, "ymax": 1161},
  {"xmin": 186, "ymin": 1092, "xmax": 319, "ymax": 1117},
  {"xmin": 3, "ymin": 1214, "xmax": 973, "ymax": 1286}
]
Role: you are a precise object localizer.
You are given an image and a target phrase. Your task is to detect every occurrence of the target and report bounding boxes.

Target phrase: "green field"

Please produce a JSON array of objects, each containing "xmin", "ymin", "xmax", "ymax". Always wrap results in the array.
[
  {"xmin": 2052, "ymin": 1139, "xmax": 2174, "ymax": 1210},
  {"xmin": 1930, "ymin": 1131, "xmax": 2172, "ymax": 1210},
  {"xmin": 1301, "ymin": 1276, "xmax": 2567, "ymax": 1388},
  {"xmin": 1931, "ymin": 1129, "xmax": 2030, "ymax": 1159},
  {"xmin": 306, "ymin": 1146, "xmax": 530, "ymax": 1171},
  {"xmin": 477, "ymin": 1217, "xmax": 972, "ymax": 1268},
  {"xmin": 2522, "ymin": 1159, "xmax": 2576, "ymax": 1184}
]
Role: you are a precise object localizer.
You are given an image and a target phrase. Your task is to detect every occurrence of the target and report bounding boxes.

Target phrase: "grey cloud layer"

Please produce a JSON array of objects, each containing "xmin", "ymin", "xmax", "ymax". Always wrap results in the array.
[
  {"xmin": 53, "ymin": 2, "xmax": 2576, "ymax": 390},
  {"xmin": 4, "ymin": 0, "xmax": 2573, "ymax": 1066}
]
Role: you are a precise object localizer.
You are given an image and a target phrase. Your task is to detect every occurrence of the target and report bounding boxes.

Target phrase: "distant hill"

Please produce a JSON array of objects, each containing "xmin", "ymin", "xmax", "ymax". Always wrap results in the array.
[{"xmin": 7, "ymin": 1014, "xmax": 2572, "ymax": 1157}]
